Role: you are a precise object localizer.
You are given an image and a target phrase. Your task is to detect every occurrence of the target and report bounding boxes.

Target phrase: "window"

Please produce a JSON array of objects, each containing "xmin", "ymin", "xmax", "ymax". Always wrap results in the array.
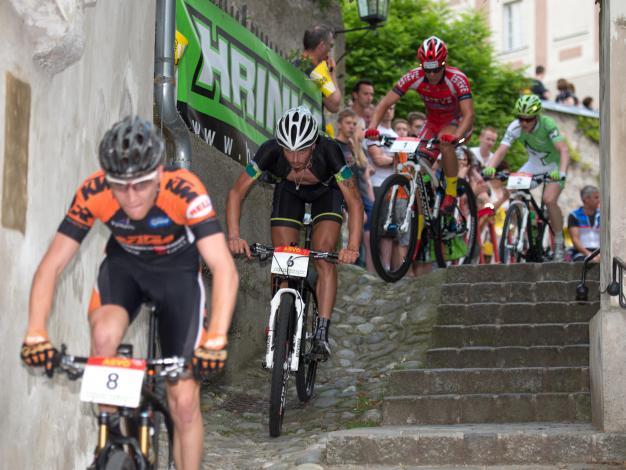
[{"xmin": 503, "ymin": 0, "xmax": 524, "ymax": 51}]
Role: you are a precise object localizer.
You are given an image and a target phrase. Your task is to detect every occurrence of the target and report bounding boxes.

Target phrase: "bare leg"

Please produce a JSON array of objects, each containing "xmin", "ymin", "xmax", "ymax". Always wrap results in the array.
[{"xmin": 167, "ymin": 378, "xmax": 203, "ymax": 470}]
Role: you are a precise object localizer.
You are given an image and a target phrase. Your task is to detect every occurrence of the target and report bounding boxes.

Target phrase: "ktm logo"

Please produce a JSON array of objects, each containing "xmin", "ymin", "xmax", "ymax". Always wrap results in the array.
[
  {"xmin": 69, "ymin": 204, "xmax": 93, "ymax": 223},
  {"xmin": 116, "ymin": 234, "xmax": 175, "ymax": 245},
  {"xmin": 81, "ymin": 176, "xmax": 108, "ymax": 201},
  {"xmin": 166, "ymin": 177, "xmax": 199, "ymax": 202}
]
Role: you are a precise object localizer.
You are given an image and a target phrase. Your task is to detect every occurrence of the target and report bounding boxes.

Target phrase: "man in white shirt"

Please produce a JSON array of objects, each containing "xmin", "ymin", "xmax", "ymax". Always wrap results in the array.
[
  {"xmin": 367, "ymin": 103, "xmax": 398, "ymax": 192},
  {"xmin": 470, "ymin": 127, "xmax": 498, "ymax": 167}
]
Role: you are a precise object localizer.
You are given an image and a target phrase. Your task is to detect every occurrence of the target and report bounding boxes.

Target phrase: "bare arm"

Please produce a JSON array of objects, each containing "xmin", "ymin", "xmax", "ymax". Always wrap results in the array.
[
  {"xmin": 226, "ymin": 171, "xmax": 257, "ymax": 257},
  {"xmin": 369, "ymin": 91, "xmax": 401, "ymax": 130},
  {"xmin": 196, "ymin": 233, "xmax": 239, "ymax": 339},
  {"xmin": 554, "ymin": 140, "xmax": 570, "ymax": 174},
  {"xmin": 455, "ymin": 99, "xmax": 474, "ymax": 140},
  {"xmin": 368, "ymin": 144, "xmax": 394, "ymax": 167},
  {"xmin": 568, "ymin": 226, "xmax": 590, "ymax": 257},
  {"xmin": 27, "ymin": 233, "xmax": 81, "ymax": 336},
  {"xmin": 337, "ymin": 176, "xmax": 364, "ymax": 263},
  {"xmin": 486, "ymin": 144, "xmax": 510, "ymax": 169},
  {"xmin": 322, "ymin": 57, "xmax": 342, "ymax": 113}
]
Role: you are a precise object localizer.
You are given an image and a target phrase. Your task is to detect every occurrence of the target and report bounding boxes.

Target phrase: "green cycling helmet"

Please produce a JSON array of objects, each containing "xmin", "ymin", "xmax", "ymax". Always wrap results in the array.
[{"xmin": 515, "ymin": 94, "xmax": 542, "ymax": 117}]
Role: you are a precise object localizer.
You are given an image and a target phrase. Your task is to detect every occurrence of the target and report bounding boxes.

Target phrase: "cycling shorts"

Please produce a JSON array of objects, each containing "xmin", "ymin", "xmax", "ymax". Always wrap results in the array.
[
  {"xmin": 417, "ymin": 121, "xmax": 473, "ymax": 163},
  {"xmin": 88, "ymin": 239, "xmax": 206, "ymax": 358},
  {"xmin": 518, "ymin": 159, "xmax": 560, "ymax": 188},
  {"xmin": 270, "ymin": 180, "xmax": 344, "ymax": 230}
]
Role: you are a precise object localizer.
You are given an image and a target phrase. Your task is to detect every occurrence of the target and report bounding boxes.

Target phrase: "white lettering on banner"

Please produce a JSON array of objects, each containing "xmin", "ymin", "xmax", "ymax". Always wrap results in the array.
[
  {"xmin": 224, "ymin": 136, "xmax": 234, "ymax": 155},
  {"xmin": 203, "ymin": 128, "xmax": 216, "ymax": 145},
  {"xmin": 191, "ymin": 16, "xmax": 322, "ymax": 134},
  {"xmin": 196, "ymin": 22, "xmax": 231, "ymax": 101},
  {"xmin": 192, "ymin": 120, "xmax": 202, "ymax": 135}
]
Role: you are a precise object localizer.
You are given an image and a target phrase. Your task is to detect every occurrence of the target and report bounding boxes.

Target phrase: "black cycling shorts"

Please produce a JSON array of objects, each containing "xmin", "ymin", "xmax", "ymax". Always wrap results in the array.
[
  {"xmin": 270, "ymin": 180, "xmax": 344, "ymax": 229},
  {"xmin": 88, "ymin": 240, "xmax": 206, "ymax": 358}
]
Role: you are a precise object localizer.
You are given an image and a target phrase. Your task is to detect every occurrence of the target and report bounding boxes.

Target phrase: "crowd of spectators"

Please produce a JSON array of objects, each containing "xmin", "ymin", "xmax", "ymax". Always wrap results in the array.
[{"xmin": 531, "ymin": 65, "xmax": 595, "ymax": 111}]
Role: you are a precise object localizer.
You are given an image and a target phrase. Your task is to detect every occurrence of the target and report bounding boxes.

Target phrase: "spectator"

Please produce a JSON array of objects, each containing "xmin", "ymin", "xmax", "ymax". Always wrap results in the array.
[
  {"xmin": 582, "ymin": 96, "xmax": 595, "ymax": 111},
  {"xmin": 555, "ymin": 78, "xmax": 576, "ymax": 106},
  {"xmin": 470, "ymin": 127, "xmax": 498, "ymax": 166},
  {"xmin": 407, "ymin": 111, "xmax": 426, "ymax": 137},
  {"xmin": 567, "ymin": 82, "xmax": 579, "ymax": 106},
  {"xmin": 392, "ymin": 118, "xmax": 409, "ymax": 137},
  {"xmin": 350, "ymin": 79, "xmax": 375, "ymax": 126},
  {"xmin": 531, "ymin": 65, "xmax": 550, "ymax": 100},
  {"xmin": 293, "ymin": 25, "xmax": 342, "ymax": 113},
  {"xmin": 367, "ymin": 104, "xmax": 397, "ymax": 190},
  {"xmin": 568, "ymin": 185, "xmax": 600, "ymax": 262}
]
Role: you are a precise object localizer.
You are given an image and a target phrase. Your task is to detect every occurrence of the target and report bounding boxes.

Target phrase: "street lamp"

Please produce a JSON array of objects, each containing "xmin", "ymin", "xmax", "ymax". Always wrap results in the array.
[{"xmin": 335, "ymin": 0, "xmax": 389, "ymax": 34}]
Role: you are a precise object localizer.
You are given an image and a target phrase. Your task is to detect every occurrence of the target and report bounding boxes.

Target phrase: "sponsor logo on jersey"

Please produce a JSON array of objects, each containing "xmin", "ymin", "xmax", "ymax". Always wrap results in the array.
[
  {"xmin": 449, "ymin": 72, "xmax": 470, "ymax": 95},
  {"xmin": 69, "ymin": 204, "xmax": 94, "ymax": 224},
  {"xmin": 165, "ymin": 177, "xmax": 199, "ymax": 202},
  {"xmin": 396, "ymin": 69, "xmax": 420, "ymax": 90},
  {"xmin": 110, "ymin": 217, "xmax": 134, "ymax": 230},
  {"xmin": 148, "ymin": 216, "xmax": 171, "ymax": 228},
  {"xmin": 81, "ymin": 176, "xmax": 108, "ymax": 201},
  {"xmin": 549, "ymin": 128, "xmax": 560, "ymax": 139},
  {"xmin": 186, "ymin": 194, "xmax": 213, "ymax": 219},
  {"xmin": 116, "ymin": 234, "xmax": 176, "ymax": 246}
]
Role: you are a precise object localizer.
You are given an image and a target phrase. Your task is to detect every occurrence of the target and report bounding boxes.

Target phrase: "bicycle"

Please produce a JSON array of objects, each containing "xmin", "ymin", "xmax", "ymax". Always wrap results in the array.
[
  {"xmin": 369, "ymin": 136, "xmax": 477, "ymax": 281},
  {"xmin": 51, "ymin": 304, "xmax": 186, "ymax": 470},
  {"xmin": 498, "ymin": 171, "xmax": 557, "ymax": 263},
  {"xmin": 250, "ymin": 215, "xmax": 337, "ymax": 438}
]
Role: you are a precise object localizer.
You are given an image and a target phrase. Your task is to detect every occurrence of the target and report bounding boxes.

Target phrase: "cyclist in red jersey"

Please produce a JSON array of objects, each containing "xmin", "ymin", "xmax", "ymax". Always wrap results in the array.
[
  {"xmin": 366, "ymin": 36, "xmax": 475, "ymax": 214},
  {"xmin": 20, "ymin": 116, "xmax": 238, "ymax": 470}
]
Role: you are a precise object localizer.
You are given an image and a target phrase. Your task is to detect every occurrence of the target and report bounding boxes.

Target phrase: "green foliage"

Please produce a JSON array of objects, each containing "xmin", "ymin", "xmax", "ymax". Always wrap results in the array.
[
  {"xmin": 341, "ymin": 0, "xmax": 531, "ymax": 169},
  {"xmin": 577, "ymin": 116, "xmax": 600, "ymax": 144}
]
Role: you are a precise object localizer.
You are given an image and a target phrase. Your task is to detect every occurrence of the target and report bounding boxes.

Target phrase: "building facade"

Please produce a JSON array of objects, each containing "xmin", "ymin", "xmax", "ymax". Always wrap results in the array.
[{"xmin": 447, "ymin": 0, "xmax": 599, "ymax": 104}]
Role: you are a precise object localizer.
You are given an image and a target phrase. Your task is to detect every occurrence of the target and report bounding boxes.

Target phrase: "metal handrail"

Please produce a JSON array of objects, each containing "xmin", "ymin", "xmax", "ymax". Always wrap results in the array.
[
  {"xmin": 607, "ymin": 256, "xmax": 626, "ymax": 308},
  {"xmin": 575, "ymin": 248, "xmax": 600, "ymax": 301}
]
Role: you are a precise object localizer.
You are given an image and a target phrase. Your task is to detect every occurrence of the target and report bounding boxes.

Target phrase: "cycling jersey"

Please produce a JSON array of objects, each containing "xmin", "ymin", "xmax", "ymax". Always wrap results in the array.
[
  {"xmin": 500, "ymin": 115, "xmax": 565, "ymax": 166},
  {"xmin": 58, "ymin": 168, "xmax": 222, "ymax": 262},
  {"xmin": 245, "ymin": 136, "xmax": 352, "ymax": 186},
  {"xmin": 392, "ymin": 66, "xmax": 472, "ymax": 128}
]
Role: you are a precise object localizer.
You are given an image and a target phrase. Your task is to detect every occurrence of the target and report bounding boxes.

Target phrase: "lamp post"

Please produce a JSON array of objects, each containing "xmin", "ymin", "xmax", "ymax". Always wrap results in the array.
[{"xmin": 335, "ymin": 0, "xmax": 389, "ymax": 35}]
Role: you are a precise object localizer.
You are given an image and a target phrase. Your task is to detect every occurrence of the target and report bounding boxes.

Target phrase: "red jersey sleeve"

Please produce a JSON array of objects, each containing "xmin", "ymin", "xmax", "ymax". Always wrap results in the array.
[
  {"xmin": 58, "ymin": 170, "xmax": 118, "ymax": 243},
  {"xmin": 392, "ymin": 68, "xmax": 423, "ymax": 97},
  {"xmin": 448, "ymin": 68, "xmax": 472, "ymax": 101}
]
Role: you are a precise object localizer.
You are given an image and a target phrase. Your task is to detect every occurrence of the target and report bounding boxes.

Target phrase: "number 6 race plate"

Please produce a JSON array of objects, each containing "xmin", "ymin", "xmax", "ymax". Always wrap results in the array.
[
  {"xmin": 271, "ymin": 246, "xmax": 310, "ymax": 278},
  {"xmin": 80, "ymin": 357, "xmax": 146, "ymax": 408}
]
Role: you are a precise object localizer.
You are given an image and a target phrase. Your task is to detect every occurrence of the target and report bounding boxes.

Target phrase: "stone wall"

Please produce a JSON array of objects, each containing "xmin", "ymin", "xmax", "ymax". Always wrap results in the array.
[{"xmin": 0, "ymin": 1, "xmax": 155, "ymax": 468}]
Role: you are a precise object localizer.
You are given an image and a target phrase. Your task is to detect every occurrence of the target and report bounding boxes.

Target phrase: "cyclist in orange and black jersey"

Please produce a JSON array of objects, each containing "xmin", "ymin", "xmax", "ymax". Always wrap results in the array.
[{"xmin": 21, "ymin": 116, "xmax": 238, "ymax": 470}]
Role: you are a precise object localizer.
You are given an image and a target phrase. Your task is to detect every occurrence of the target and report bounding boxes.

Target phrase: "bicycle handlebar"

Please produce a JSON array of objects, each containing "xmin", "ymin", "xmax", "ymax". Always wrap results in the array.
[
  {"xmin": 54, "ymin": 344, "xmax": 188, "ymax": 381},
  {"xmin": 481, "ymin": 171, "xmax": 563, "ymax": 184},
  {"xmin": 378, "ymin": 135, "xmax": 466, "ymax": 149},
  {"xmin": 250, "ymin": 242, "xmax": 339, "ymax": 262}
]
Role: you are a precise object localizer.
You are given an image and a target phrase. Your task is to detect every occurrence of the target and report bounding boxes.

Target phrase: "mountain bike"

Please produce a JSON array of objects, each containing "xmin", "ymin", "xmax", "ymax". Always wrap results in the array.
[
  {"xmin": 498, "ymin": 171, "xmax": 557, "ymax": 263},
  {"xmin": 250, "ymin": 216, "xmax": 337, "ymax": 438},
  {"xmin": 369, "ymin": 136, "xmax": 477, "ymax": 281},
  {"xmin": 51, "ymin": 304, "xmax": 186, "ymax": 469}
]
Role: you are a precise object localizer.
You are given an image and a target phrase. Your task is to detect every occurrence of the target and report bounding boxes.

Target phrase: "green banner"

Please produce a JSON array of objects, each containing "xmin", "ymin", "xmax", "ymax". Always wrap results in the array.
[{"xmin": 176, "ymin": 0, "xmax": 322, "ymax": 164}]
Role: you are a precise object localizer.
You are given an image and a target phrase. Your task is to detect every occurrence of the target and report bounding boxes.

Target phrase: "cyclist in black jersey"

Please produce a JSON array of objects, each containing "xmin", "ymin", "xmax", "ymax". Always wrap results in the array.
[{"xmin": 226, "ymin": 106, "xmax": 364, "ymax": 360}]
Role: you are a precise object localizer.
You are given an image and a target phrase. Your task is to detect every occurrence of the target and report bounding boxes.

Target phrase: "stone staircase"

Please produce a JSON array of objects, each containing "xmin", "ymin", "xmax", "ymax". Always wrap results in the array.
[{"xmin": 325, "ymin": 263, "xmax": 626, "ymax": 467}]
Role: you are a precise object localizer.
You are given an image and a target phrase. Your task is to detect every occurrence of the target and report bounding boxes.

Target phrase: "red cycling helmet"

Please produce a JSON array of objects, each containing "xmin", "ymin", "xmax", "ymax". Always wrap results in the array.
[{"xmin": 417, "ymin": 36, "xmax": 448, "ymax": 69}]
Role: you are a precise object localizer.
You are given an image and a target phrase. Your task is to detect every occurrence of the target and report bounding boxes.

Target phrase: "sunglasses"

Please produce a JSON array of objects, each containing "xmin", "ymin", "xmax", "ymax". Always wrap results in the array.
[
  {"xmin": 106, "ymin": 170, "xmax": 159, "ymax": 193},
  {"xmin": 518, "ymin": 116, "xmax": 537, "ymax": 123},
  {"xmin": 423, "ymin": 66, "xmax": 444, "ymax": 74}
]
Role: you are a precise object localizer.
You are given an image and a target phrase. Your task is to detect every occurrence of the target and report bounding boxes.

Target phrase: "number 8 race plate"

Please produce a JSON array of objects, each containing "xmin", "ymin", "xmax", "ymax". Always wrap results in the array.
[{"xmin": 80, "ymin": 357, "xmax": 146, "ymax": 408}]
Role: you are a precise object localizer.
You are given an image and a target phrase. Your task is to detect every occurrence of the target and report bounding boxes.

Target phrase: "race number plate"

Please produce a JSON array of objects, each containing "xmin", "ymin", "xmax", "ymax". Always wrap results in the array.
[
  {"xmin": 271, "ymin": 246, "xmax": 310, "ymax": 278},
  {"xmin": 389, "ymin": 137, "xmax": 420, "ymax": 154},
  {"xmin": 80, "ymin": 357, "xmax": 146, "ymax": 408},
  {"xmin": 507, "ymin": 172, "xmax": 533, "ymax": 190}
]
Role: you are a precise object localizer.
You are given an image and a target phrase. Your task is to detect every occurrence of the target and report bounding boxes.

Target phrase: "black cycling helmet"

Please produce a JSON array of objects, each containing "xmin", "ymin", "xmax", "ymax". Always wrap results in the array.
[{"xmin": 99, "ymin": 116, "xmax": 164, "ymax": 179}]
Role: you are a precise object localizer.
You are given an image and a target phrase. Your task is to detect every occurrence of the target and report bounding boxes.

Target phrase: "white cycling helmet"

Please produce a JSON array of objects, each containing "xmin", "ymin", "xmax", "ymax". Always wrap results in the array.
[{"xmin": 275, "ymin": 106, "xmax": 319, "ymax": 151}]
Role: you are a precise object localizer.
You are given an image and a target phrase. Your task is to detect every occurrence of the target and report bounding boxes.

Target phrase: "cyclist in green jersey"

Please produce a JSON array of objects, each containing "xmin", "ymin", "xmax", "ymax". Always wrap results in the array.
[{"xmin": 484, "ymin": 95, "xmax": 570, "ymax": 260}]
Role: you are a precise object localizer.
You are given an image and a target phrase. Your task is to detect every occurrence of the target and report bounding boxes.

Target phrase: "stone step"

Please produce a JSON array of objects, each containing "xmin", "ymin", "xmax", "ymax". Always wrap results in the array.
[
  {"xmin": 431, "ymin": 323, "xmax": 589, "ymax": 348},
  {"xmin": 383, "ymin": 392, "xmax": 591, "ymax": 425},
  {"xmin": 387, "ymin": 367, "xmax": 590, "ymax": 395},
  {"xmin": 445, "ymin": 262, "xmax": 600, "ymax": 284},
  {"xmin": 325, "ymin": 423, "xmax": 626, "ymax": 466},
  {"xmin": 437, "ymin": 302, "xmax": 599, "ymax": 325},
  {"xmin": 426, "ymin": 345, "xmax": 589, "ymax": 368},
  {"xmin": 440, "ymin": 281, "xmax": 600, "ymax": 304}
]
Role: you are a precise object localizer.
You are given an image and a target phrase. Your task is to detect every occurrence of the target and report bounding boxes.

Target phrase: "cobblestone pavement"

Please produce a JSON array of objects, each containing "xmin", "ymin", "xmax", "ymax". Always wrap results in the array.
[{"xmin": 195, "ymin": 265, "xmax": 445, "ymax": 470}]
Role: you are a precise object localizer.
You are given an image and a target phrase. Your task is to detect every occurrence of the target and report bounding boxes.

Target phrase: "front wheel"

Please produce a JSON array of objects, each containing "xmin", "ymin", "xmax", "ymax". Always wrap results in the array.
[
  {"xmin": 499, "ymin": 203, "xmax": 527, "ymax": 264},
  {"xmin": 269, "ymin": 294, "xmax": 294, "ymax": 437},
  {"xmin": 370, "ymin": 174, "xmax": 419, "ymax": 282},
  {"xmin": 101, "ymin": 449, "xmax": 137, "ymax": 470},
  {"xmin": 295, "ymin": 294, "xmax": 318, "ymax": 403}
]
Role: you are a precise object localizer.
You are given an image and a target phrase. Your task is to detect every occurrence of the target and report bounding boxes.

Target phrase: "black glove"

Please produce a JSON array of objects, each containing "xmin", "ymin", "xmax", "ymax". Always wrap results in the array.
[{"xmin": 21, "ymin": 337, "xmax": 58, "ymax": 378}]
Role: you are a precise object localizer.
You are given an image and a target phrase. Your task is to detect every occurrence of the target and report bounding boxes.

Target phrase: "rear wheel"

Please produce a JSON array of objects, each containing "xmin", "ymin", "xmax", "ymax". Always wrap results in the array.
[
  {"xmin": 295, "ymin": 295, "xmax": 318, "ymax": 402},
  {"xmin": 370, "ymin": 174, "xmax": 418, "ymax": 282},
  {"xmin": 269, "ymin": 294, "xmax": 294, "ymax": 437},
  {"xmin": 499, "ymin": 203, "xmax": 527, "ymax": 264}
]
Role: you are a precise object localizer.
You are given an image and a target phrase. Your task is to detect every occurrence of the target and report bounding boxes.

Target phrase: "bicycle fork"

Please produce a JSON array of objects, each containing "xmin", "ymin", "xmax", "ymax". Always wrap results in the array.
[{"xmin": 265, "ymin": 289, "xmax": 305, "ymax": 371}]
